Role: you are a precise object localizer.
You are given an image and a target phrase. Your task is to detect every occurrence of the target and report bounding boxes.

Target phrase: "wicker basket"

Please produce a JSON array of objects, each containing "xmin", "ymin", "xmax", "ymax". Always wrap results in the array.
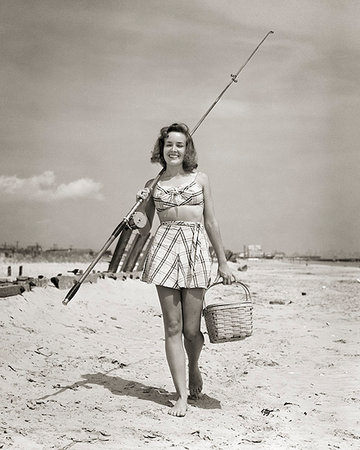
[{"xmin": 203, "ymin": 279, "xmax": 253, "ymax": 344}]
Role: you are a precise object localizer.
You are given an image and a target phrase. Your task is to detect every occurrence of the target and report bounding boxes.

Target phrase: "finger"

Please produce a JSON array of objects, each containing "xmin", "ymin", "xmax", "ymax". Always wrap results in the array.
[{"xmin": 140, "ymin": 190, "xmax": 148, "ymax": 199}]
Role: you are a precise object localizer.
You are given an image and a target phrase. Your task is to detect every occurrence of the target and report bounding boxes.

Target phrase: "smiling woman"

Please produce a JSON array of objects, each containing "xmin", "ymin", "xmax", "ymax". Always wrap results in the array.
[
  {"xmin": 150, "ymin": 123, "xmax": 198, "ymax": 172},
  {"xmin": 135, "ymin": 122, "xmax": 235, "ymax": 417}
]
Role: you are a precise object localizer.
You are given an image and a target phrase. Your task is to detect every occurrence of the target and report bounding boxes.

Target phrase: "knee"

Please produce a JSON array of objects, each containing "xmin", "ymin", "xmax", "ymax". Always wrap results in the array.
[
  {"xmin": 183, "ymin": 327, "xmax": 202, "ymax": 342},
  {"xmin": 165, "ymin": 319, "xmax": 182, "ymax": 338}
]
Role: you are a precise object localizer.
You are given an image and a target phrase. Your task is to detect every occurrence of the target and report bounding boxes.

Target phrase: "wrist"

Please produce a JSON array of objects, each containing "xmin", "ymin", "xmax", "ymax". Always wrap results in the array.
[{"xmin": 218, "ymin": 259, "xmax": 228, "ymax": 266}]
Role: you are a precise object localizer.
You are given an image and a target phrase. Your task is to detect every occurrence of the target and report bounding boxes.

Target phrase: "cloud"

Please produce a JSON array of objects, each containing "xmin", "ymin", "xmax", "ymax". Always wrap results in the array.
[{"xmin": 0, "ymin": 171, "xmax": 103, "ymax": 202}]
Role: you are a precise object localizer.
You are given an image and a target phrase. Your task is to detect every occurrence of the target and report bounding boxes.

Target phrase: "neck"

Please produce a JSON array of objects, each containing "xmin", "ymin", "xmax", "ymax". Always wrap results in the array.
[{"xmin": 164, "ymin": 166, "xmax": 186, "ymax": 177}]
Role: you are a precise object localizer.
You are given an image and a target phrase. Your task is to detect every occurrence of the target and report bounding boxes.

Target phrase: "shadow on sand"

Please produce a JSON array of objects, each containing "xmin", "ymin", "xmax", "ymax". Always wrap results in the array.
[{"xmin": 38, "ymin": 372, "xmax": 221, "ymax": 410}]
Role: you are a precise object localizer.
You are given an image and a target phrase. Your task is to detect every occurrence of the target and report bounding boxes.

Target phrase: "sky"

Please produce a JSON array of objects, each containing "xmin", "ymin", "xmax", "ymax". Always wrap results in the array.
[{"xmin": 1, "ymin": 0, "xmax": 359, "ymax": 257}]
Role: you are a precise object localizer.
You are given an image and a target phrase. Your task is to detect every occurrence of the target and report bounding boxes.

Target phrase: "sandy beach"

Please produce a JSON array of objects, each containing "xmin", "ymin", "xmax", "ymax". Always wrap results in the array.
[{"xmin": 0, "ymin": 259, "xmax": 359, "ymax": 449}]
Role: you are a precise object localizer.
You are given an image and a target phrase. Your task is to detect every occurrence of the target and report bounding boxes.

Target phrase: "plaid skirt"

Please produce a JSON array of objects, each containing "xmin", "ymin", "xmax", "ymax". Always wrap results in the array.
[{"xmin": 141, "ymin": 221, "xmax": 212, "ymax": 289}]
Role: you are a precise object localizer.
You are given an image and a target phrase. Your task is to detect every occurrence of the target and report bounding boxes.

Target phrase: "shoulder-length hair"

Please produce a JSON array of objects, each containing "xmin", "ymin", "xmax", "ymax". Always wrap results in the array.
[{"xmin": 151, "ymin": 123, "xmax": 198, "ymax": 172}]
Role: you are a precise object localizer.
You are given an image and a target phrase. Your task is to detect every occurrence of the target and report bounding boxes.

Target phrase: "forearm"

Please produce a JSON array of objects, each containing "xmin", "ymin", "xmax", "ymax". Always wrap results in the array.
[
  {"xmin": 204, "ymin": 219, "xmax": 227, "ymax": 265},
  {"xmin": 200, "ymin": 171, "xmax": 233, "ymax": 283}
]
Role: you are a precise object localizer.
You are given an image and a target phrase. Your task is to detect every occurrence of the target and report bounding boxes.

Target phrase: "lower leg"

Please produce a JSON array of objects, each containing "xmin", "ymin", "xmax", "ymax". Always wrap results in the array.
[
  {"xmin": 184, "ymin": 329, "xmax": 204, "ymax": 365},
  {"xmin": 184, "ymin": 331, "xmax": 204, "ymax": 399},
  {"xmin": 182, "ymin": 288, "xmax": 206, "ymax": 399},
  {"xmin": 157, "ymin": 286, "xmax": 188, "ymax": 416},
  {"xmin": 165, "ymin": 334, "xmax": 187, "ymax": 404}
]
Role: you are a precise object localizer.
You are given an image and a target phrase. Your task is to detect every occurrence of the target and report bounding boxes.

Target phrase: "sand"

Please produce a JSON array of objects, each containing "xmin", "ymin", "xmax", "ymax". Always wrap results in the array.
[{"xmin": 0, "ymin": 259, "xmax": 359, "ymax": 449}]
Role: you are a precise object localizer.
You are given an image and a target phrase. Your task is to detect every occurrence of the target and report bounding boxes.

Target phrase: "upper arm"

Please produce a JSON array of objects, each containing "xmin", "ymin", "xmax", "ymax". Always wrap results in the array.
[
  {"xmin": 144, "ymin": 178, "xmax": 156, "ymax": 218},
  {"xmin": 198, "ymin": 172, "xmax": 217, "ymax": 225},
  {"xmin": 137, "ymin": 178, "xmax": 155, "ymax": 234}
]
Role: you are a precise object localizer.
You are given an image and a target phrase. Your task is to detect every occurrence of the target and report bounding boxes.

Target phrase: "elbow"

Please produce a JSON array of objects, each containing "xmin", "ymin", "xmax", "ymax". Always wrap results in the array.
[{"xmin": 204, "ymin": 217, "xmax": 218, "ymax": 230}]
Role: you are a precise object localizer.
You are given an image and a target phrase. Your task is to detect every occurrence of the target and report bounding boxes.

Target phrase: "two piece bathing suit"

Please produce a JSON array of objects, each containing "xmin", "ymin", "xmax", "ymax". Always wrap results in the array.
[{"xmin": 141, "ymin": 173, "xmax": 212, "ymax": 289}]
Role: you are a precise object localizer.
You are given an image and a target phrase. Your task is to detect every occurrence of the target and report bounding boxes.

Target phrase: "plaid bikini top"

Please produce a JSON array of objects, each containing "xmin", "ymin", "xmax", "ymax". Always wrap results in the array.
[{"xmin": 153, "ymin": 173, "xmax": 204, "ymax": 212}]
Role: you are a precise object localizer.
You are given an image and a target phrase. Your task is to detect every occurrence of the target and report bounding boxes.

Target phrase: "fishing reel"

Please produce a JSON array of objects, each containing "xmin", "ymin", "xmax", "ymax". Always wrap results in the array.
[{"xmin": 127, "ymin": 211, "xmax": 148, "ymax": 230}]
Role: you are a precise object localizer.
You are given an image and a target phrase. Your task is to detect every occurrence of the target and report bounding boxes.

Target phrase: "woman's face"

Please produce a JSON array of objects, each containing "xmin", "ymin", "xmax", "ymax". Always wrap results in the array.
[{"xmin": 163, "ymin": 132, "xmax": 186, "ymax": 167}]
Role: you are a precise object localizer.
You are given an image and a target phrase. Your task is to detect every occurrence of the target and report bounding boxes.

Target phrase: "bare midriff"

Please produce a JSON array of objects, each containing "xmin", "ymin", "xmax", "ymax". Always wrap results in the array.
[{"xmin": 158, "ymin": 204, "xmax": 204, "ymax": 223}]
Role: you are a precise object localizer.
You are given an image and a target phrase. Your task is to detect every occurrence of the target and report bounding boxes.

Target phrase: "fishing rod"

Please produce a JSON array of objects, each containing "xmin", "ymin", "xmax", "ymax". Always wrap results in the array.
[
  {"xmin": 191, "ymin": 30, "xmax": 274, "ymax": 134},
  {"xmin": 63, "ymin": 30, "xmax": 274, "ymax": 305}
]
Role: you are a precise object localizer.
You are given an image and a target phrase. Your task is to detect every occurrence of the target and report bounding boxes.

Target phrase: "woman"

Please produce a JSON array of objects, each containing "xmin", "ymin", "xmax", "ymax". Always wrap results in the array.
[{"xmin": 137, "ymin": 123, "xmax": 234, "ymax": 417}]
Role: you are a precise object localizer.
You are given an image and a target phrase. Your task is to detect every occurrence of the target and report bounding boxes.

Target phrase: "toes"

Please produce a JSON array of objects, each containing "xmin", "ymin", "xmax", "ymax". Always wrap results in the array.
[
  {"xmin": 168, "ymin": 399, "xmax": 187, "ymax": 417},
  {"xmin": 168, "ymin": 408, "xmax": 186, "ymax": 417}
]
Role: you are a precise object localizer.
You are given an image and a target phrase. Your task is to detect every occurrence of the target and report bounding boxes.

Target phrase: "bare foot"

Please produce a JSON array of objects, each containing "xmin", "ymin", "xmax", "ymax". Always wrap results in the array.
[
  {"xmin": 188, "ymin": 364, "xmax": 203, "ymax": 399},
  {"xmin": 168, "ymin": 397, "xmax": 188, "ymax": 417}
]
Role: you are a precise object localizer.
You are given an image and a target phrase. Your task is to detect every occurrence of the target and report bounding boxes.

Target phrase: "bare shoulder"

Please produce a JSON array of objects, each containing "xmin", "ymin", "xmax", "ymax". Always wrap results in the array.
[{"xmin": 196, "ymin": 171, "xmax": 210, "ymax": 187}]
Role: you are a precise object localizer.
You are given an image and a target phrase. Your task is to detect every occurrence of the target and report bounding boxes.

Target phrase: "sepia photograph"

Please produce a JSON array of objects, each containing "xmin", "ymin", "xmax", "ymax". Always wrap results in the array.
[{"xmin": 1, "ymin": 1, "xmax": 359, "ymax": 448}]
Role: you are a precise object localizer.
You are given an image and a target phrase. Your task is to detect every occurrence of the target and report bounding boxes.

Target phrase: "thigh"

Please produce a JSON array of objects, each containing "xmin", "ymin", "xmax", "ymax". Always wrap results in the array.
[
  {"xmin": 156, "ymin": 285, "xmax": 183, "ymax": 332},
  {"xmin": 181, "ymin": 288, "xmax": 205, "ymax": 333}
]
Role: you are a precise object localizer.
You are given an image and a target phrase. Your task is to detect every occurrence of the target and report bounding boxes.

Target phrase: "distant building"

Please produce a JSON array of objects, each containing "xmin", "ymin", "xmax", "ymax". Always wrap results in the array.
[
  {"xmin": 0, "ymin": 244, "xmax": 16, "ymax": 258},
  {"xmin": 264, "ymin": 252, "xmax": 274, "ymax": 259},
  {"xmin": 244, "ymin": 244, "xmax": 264, "ymax": 259},
  {"xmin": 44, "ymin": 248, "xmax": 94, "ymax": 257},
  {"xmin": 25, "ymin": 244, "xmax": 43, "ymax": 256},
  {"xmin": 273, "ymin": 252, "xmax": 286, "ymax": 259}
]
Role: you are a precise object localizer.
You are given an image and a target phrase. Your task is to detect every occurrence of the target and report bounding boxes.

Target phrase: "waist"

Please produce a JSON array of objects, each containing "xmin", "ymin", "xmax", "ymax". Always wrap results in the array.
[{"xmin": 159, "ymin": 221, "xmax": 204, "ymax": 228}]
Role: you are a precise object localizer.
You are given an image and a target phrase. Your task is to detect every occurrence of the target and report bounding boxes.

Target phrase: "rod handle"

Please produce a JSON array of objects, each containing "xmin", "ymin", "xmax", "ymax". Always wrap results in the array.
[{"xmin": 62, "ymin": 282, "xmax": 81, "ymax": 305}]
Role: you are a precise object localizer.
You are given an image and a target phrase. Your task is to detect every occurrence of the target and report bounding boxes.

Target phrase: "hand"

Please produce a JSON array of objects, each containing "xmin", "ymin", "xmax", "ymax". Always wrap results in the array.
[
  {"xmin": 217, "ymin": 262, "xmax": 236, "ymax": 285},
  {"xmin": 136, "ymin": 187, "xmax": 151, "ymax": 201}
]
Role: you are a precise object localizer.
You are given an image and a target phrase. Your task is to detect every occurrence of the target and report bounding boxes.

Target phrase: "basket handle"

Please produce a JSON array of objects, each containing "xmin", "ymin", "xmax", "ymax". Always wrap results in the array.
[{"xmin": 205, "ymin": 275, "xmax": 252, "ymax": 306}]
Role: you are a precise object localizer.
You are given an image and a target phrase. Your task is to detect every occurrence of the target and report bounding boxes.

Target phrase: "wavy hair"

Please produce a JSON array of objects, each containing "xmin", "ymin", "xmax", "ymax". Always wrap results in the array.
[{"xmin": 151, "ymin": 123, "xmax": 198, "ymax": 172}]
